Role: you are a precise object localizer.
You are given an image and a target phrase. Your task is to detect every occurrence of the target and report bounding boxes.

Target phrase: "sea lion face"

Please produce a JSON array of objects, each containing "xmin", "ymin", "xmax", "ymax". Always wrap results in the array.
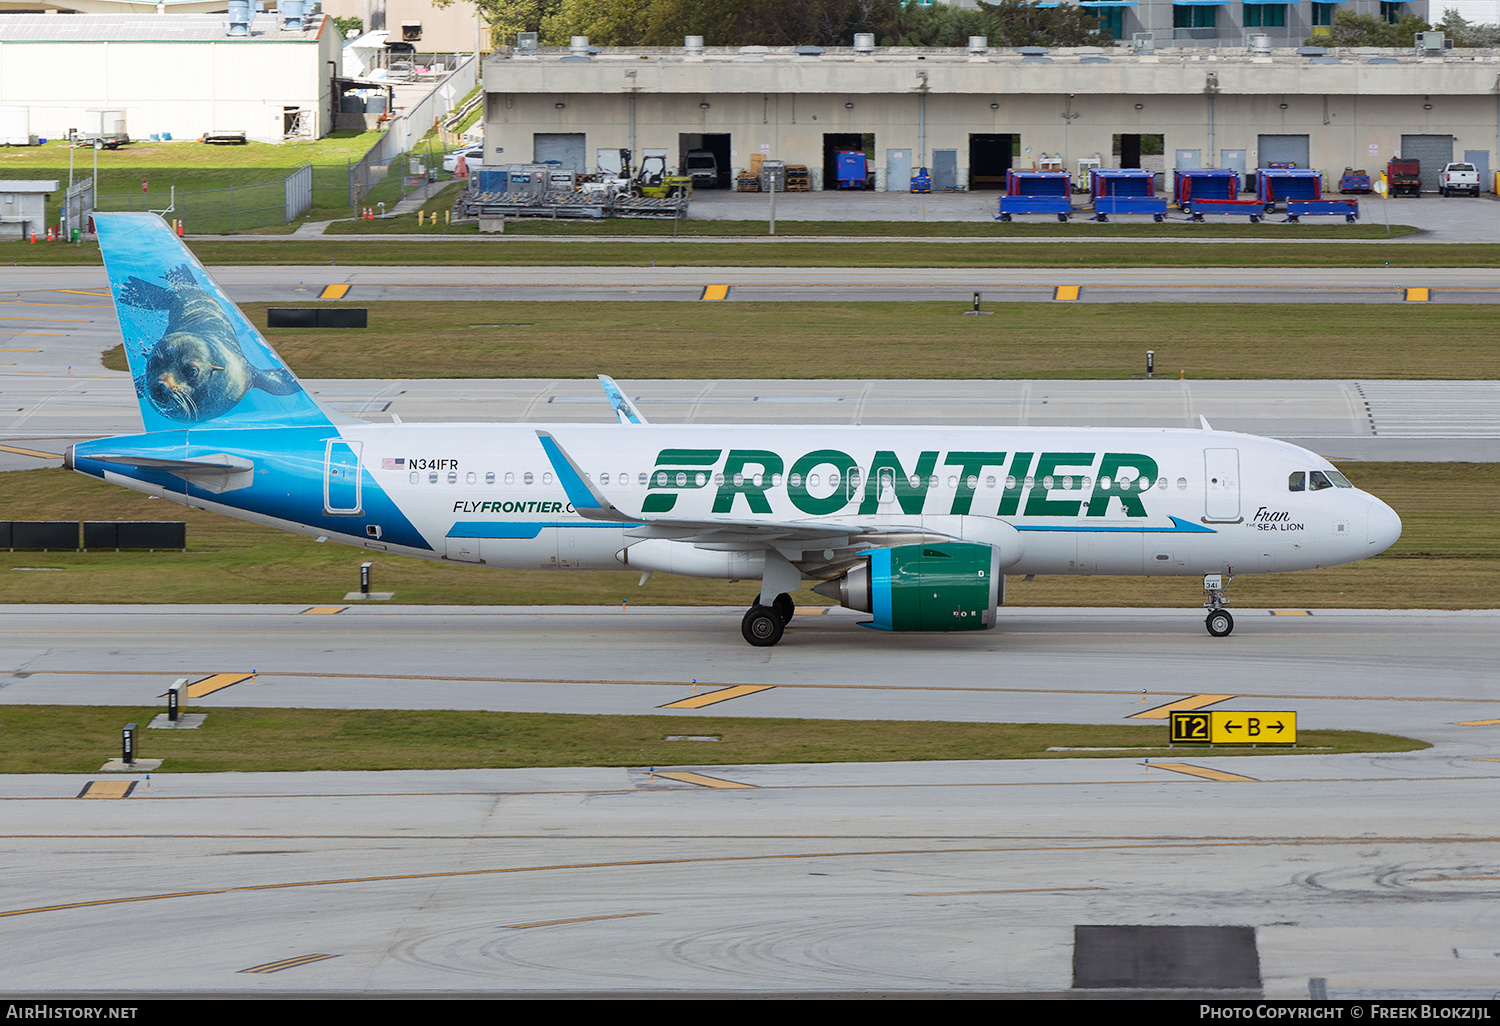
[{"xmin": 145, "ymin": 329, "xmax": 253, "ymax": 422}]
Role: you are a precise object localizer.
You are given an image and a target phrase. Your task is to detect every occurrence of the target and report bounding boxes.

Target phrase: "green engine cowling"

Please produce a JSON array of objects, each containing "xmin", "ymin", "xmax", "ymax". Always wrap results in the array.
[{"xmin": 812, "ymin": 542, "xmax": 1003, "ymax": 632}]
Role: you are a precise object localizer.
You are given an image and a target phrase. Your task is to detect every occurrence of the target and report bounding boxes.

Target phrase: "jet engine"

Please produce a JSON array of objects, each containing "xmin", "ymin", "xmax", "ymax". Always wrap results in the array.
[{"xmin": 811, "ymin": 542, "xmax": 1004, "ymax": 632}]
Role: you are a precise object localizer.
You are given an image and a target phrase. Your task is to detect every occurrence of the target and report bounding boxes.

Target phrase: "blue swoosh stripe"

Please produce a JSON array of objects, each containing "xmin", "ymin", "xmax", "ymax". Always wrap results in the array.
[
  {"xmin": 1014, "ymin": 516, "xmax": 1217, "ymax": 534},
  {"xmin": 448, "ymin": 521, "xmax": 636, "ymax": 539}
]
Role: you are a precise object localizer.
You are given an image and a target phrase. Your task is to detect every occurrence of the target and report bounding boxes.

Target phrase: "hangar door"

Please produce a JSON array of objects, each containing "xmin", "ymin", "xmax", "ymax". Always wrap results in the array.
[
  {"xmin": 533, "ymin": 133, "xmax": 586, "ymax": 171},
  {"xmin": 1257, "ymin": 134, "xmax": 1309, "ymax": 168},
  {"xmin": 1400, "ymin": 134, "xmax": 1454, "ymax": 192}
]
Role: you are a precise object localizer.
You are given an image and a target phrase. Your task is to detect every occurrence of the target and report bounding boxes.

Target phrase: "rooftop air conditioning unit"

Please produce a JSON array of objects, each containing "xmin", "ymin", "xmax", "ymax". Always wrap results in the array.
[
  {"xmin": 1414, "ymin": 31, "xmax": 1445, "ymax": 52},
  {"xmin": 516, "ymin": 32, "xmax": 538, "ymax": 53},
  {"xmin": 1131, "ymin": 33, "xmax": 1155, "ymax": 55}
]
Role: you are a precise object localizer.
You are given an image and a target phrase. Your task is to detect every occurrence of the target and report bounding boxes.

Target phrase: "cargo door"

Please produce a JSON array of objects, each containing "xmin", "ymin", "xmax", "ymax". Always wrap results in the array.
[
  {"xmin": 324, "ymin": 439, "xmax": 363, "ymax": 515},
  {"xmin": 534, "ymin": 133, "xmax": 585, "ymax": 171},
  {"xmin": 1203, "ymin": 447, "xmax": 1241, "ymax": 523},
  {"xmin": 1400, "ymin": 135, "xmax": 1453, "ymax": 192},
  {"xmin": 446, "ymin": 536, "xmax": 482, "ymax": 563},
  {"xmin": 1257, "ymin": 134, "xmax": 1309, "ymax": 168}
]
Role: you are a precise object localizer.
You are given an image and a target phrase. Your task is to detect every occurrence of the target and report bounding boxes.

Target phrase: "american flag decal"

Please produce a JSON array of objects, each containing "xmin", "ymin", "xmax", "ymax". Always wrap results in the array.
[{"xmin": 382, "ymin": 457, "xmax": 405, "ymax": 470}]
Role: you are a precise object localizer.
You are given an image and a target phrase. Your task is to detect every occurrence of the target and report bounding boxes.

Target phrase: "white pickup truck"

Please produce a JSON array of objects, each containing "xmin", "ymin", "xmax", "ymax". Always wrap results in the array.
[{"xmin": 1439, "ymin": 162, "xmax": 1481, "ymax": 197}]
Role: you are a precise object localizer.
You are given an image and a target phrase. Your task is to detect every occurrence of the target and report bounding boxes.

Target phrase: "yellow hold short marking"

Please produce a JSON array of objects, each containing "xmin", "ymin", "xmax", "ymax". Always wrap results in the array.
[
  {"xmin": 653, "ymin": 771, "xmax": 756, "ymax": 789},
  {"xmin": 1129, "ymin": 694, "xmax": 1234, "ymax": 720},
  {"xmin": 662, "ymin": 684, "xmax": 774, "ymax": 709},
  {"xmin": 1149, "ymin": 762, "xmax": 1259, "ymax": 782}
]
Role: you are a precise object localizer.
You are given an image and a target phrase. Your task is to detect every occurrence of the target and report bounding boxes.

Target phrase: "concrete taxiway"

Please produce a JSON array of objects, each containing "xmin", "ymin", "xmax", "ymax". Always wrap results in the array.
[
  {"xmin": 5, "ymin": 264, "xmax": 1500, "ymax": 304},
  {"xmin": 1, "ymin": 605, "xmax": 1498, "ymax": 996}
]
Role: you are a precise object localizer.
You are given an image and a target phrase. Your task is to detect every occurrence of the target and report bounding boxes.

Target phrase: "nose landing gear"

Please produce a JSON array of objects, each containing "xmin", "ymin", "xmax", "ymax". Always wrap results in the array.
[{"xmin": 1203, "ymin": 573, "xmax": 1235, "ymax": 637}]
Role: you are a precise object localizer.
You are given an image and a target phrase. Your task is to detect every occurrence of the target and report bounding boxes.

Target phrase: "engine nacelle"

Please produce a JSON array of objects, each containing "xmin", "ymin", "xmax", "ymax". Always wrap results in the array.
[{"xmin": 812, "ymin": 542, "xmax": 1003, "ymax": 632}]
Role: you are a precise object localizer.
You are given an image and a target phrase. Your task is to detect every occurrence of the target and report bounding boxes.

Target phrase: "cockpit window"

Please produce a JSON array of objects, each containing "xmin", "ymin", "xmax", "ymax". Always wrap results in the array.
[
  {"xmin": 1326, "ymin": 470, "xmax": 1353, "ymax": 488},
  {"xmin": 1288, "ymin": 472, "xmax": 1305, "ymax": 492},
  {"xmin": 1309, "ymin": 471, "xmax": 1334, "ymax": 491}
]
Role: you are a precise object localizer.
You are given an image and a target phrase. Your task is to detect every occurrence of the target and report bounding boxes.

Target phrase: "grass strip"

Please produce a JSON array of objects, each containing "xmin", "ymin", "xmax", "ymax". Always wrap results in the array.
[
  {"xmin": 6, "ymin": 239, "xmax": 1498, "ymax": 268},
  {"xmin": 187, "ymin": 301, "xmax": 1500, "ymax": 381},
  {"xmin": 0, "ymin": 705, "xmax": 1426, "ymax": 773},
  {"xmin": 0, "ymin": 464, "xmax": 1494, "ymax": 609}
]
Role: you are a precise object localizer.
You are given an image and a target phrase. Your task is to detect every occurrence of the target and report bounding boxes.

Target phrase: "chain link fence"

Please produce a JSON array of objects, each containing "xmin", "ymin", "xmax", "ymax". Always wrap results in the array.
[{"xmin": 92, "ymin": 163, "xmax": 314, "ymax": 233}]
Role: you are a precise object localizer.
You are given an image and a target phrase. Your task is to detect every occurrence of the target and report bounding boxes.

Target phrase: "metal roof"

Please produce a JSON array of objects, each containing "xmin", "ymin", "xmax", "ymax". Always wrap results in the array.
[{"xmin": 0, "ymin": 13, "xmax": 324, "ymax": 42}]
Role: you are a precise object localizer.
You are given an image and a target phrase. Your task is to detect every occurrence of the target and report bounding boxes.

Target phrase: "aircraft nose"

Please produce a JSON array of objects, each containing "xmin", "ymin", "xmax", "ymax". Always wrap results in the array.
[{"xmin": 1365, "ymin": 496, "xmax": 1402, "ymax": 553}]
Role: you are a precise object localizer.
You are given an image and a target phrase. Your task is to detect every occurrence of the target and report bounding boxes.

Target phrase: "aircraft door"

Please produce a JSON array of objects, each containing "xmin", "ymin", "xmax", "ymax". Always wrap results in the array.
[
  {"xmin": 324, "ymin": 439, "xmax": 363, "ymax": 515},
  {"xmin": 1203, "ymin": 447, "xmax": 1241, "ymax": 522}
]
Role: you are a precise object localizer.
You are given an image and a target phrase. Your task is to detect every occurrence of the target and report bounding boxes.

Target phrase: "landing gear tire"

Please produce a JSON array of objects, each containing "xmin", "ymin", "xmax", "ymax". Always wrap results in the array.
[
  {"xmin": 772, "ymin": 592, "xmax": 795, "ymax": 625},
  {"xmin": 1205, "ymin": 610, "xmax": 1235, "ymax": 638},
  {"xmin": 742, "ymin": 605, "xmax": 785, "ymax": 647}
]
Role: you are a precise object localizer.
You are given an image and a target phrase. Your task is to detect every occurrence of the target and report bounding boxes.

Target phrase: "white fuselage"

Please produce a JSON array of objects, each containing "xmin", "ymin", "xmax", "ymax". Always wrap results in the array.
[{"xmin": 164, "ymin": 421, "xmax": 1399, "ymax": 582}]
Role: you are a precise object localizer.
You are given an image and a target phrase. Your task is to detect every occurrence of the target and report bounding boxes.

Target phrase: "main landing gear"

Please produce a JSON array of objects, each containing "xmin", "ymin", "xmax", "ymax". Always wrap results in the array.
[
  {"xmin": 742, "ymin": 593, "xmax": 795, "ymax": 647},
  {"xmin": 1203, "ymin": 573, "xmax": 1235, "ymax": 637}
]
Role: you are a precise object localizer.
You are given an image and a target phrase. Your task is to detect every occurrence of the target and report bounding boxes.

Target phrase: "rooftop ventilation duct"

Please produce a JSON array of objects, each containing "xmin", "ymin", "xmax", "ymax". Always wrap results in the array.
[
  {"xmin": 280, "ymin": 0, "xmax": 304, "ymax": 31},
  {"xmin": 570, "ymin": 35, "xmax": 590, "ymax": 56},
  {"xmin": 684, "ymin": 35, "xmax": 703, "ymax": 55},
  {"xmin": 227, "ymin": 0, "xmax": 250, "ymax": 35},
  {"xmin": 853, "ymin": 33, "xmax": 875, "ymax": 54},
  {"xmin": 969, "ymin": 36, "xmax": 989, "ymax": 55},
  {"xmin": 1248, "ymin": 34, "xmax": 1272, "ymax": 55}
]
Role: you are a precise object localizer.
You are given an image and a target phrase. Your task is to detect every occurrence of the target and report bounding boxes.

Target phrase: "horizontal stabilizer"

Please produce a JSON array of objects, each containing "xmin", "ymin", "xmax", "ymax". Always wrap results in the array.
[{"xmin": 74, "ymin": 450, "xmax": 256, "ymax": 494}]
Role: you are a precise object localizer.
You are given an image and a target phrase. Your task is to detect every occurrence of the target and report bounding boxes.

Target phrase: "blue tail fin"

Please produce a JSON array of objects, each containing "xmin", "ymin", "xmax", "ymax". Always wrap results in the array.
[{"xmin": 95, "ymin": 213, "xmax": 331, "ymax": 432}]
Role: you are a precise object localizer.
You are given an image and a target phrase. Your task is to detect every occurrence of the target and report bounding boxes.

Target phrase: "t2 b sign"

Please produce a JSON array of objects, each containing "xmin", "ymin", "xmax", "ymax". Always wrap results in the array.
[{"xmin": 1171, "ymin": 710, "xmax": 1298, "ymax": 746}]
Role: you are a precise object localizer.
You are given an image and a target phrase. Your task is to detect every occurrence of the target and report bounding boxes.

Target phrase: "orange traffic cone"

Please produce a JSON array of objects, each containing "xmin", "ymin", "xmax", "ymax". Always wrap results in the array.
[
  {"xmin": 29, "ymin": 228, "xmax": 36, "ymax": 244},
  {"xmin": 176, "ymin": 219, "xmax": 184, "ymax": 237},
  {"xmin": 46, "ymin": 227, "xmax": 54, "ymax": 242}
]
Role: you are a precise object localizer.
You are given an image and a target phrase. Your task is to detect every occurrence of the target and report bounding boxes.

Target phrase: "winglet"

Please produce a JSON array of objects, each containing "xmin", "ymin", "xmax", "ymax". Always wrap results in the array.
[
  {"xmin": 535, "ymin": 431, "xmax": 637, "ymax": 523},
  {"xmin": 1199, "ymin": 415, "xmax": 1213, "ymax": 432},
  {"xmin": 598, "ymin": 375, "xmax": 648, "ymax": 425}
]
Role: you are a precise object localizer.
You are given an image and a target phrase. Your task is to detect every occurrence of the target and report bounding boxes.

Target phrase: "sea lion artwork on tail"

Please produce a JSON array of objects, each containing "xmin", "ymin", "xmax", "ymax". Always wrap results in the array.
[{"xmin": 118, "ymin": 263, "xmax": 303, "ymax": 423}]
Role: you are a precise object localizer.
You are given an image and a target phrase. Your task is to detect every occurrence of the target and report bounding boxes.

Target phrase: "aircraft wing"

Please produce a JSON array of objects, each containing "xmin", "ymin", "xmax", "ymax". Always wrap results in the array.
[
  {"xmin": 536, "ymin": 430, "xmax": 873, "ymax": 554},
  {"xmin": 597, "ymin": 375, "xmax": 648, "ymax": 425}
]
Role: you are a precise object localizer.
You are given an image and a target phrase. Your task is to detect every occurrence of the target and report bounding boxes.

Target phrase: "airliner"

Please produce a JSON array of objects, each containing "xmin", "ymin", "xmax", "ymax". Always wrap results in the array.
[{"xmin": 65, "ymin": 213, "xmax": 1402, "ymax": 646}]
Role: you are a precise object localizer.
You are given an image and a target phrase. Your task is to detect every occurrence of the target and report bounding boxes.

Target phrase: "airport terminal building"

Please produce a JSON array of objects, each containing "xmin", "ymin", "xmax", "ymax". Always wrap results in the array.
[{"xmin": 478, "ymin": 37, "xmax": 1500, "ymax": 193}]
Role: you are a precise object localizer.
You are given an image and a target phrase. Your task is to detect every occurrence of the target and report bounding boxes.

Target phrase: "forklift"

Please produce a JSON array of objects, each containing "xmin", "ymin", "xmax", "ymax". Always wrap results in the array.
[{"xmin": 631, "ymin": 150, "xmax": 692, "ymax": 199}]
